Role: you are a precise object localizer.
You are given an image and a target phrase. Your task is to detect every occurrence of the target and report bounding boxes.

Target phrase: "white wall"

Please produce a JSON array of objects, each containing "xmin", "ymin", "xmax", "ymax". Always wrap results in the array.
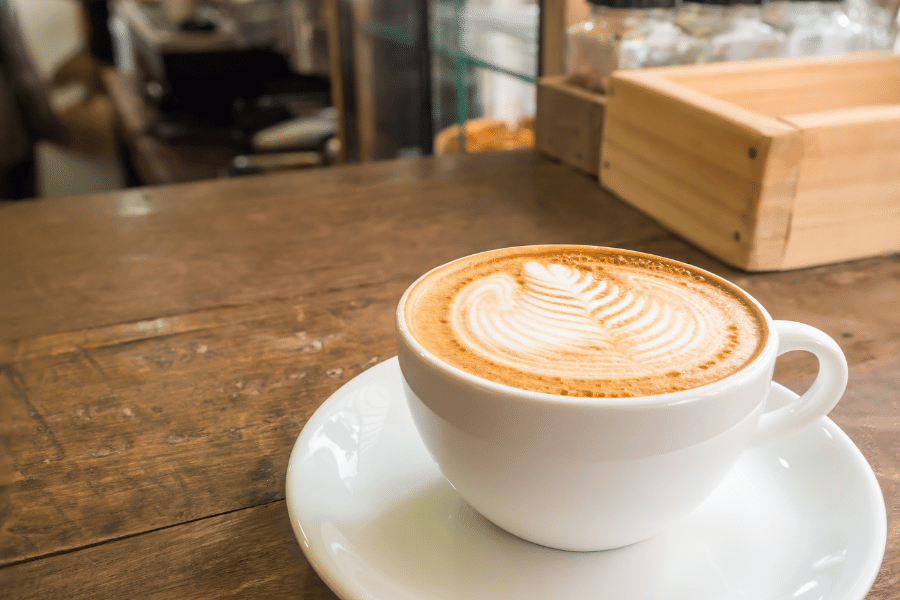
[{"xmin": 15, "ymin": 0, "xmax": 127, "ymax": 197}]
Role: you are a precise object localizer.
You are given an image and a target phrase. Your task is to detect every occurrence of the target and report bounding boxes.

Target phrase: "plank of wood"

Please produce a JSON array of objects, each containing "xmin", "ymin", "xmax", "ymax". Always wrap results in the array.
[
  {"xmin": 660, "ymin": 53, "xmax": 900, "ymax": 118},
  {"xmin": 601, "ymin": 131, "xmax": 757, "ymax": 243},
  {"xmin": 0, "ymin": 501, "xmax": 338, "ymax": 600},
  {"xmin": 604, "ymin": 72, "xmax": 798, "ymax": 175},
  {"xmin": 778, "ymin": 105, "xmax": 900, "ymax": 269},
  {"xmin": 535, "ymin": 75, "xmax": 606, "ymax": 175},
  {"xmin": 0, "ymin": 152, "xmax": 666, "ymax": 342},
  {"xmin": 600, "ymin": 74, "xmax": 802, "ymax": 270},
  {"xmin": 601, "ymin": 111, "xmax": 763, "ymax": 217}
]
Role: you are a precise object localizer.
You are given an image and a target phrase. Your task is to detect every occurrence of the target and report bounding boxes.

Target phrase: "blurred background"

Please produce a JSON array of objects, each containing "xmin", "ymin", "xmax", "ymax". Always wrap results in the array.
[{"xmin": 1, "ymin": 0, "xmax": 897, "ymax": 199}]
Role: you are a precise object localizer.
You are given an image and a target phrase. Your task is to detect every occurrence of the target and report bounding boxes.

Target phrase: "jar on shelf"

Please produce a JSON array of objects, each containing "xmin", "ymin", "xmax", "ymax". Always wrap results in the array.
[
  {"xmin": 677, "ymin": 0, "xmax": 787, "ymax": 62},
  {"xmin": 565, "ymin": 0, "xmax": 703, "ymax": 93},
  {"xmin": 762, "ymin": 0, "xmax": 892, "ymax": 56}
]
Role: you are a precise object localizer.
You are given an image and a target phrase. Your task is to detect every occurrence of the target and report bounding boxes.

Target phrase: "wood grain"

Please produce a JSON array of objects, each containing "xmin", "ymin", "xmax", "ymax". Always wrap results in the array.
[
  {"xmin": 601, "ymin": 73, "xmax": 801, "ymax": 270},
  {"xmin": 0, "ymin": 151, "xmax": 663, "ymax": 342},
  {"xmin": 601, "ymin": 56, "xmax": 900, "ymax": 271},
  {"xmin": 0, "ymin": 150, "xmax": 897, "ymax": 599},
  {"xmin": 0, "ymin": 501, "xmax": 338, "ymax": 600},
  {"xmin": 0, "ymin": 285, "xmax": 401, "ymax": 564},
  {"xmin": 1, "ymin": 357, "xmax": 896, "ymax": 599},
  {"xmin": 662, "ymin": 53, "xmax": 900, "ymax": 119},
  {"xmin": 535, "ymin": 75, "xmax": 606, "ymax": 176},
  {"xmin": 0, "ymin": 151, "xmax": 665, "ymax": 565},
  {"xmin": 778, "ymin": 106, "xmax": 900, "ymax": 269}
]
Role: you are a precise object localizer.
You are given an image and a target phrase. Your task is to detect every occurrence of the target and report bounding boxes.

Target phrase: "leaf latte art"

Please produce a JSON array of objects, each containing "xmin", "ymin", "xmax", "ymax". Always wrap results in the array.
[
  {"xmin": 405, "ymin": 247, "xmax": 767, "ymax": 397},
  {"xmin": 453, "ymin": 261, "xmax": 721, "ymax": 381}
]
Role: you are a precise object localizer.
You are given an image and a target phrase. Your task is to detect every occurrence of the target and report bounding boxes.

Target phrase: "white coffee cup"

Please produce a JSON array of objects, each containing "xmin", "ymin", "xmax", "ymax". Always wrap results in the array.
[{"xmin": 396, "ymin": 248, "xmax": 847, "ymax": 552}]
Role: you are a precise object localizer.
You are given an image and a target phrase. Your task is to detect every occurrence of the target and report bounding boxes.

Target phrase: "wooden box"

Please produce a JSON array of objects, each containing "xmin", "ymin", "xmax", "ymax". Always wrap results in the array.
[
  {"xmin": 536, "ymin": 75, "xmax": 606, "ymax": 176},
  {"xmin": 600, "ymin": 53, "xmax": 900, "ymax": 271}
]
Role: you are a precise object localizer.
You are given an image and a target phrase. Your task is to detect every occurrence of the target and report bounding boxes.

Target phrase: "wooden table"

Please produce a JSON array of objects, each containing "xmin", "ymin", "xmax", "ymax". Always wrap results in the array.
[{"xmin": 1, "ymin": 150, "xmax": 897, "ymax": 597}]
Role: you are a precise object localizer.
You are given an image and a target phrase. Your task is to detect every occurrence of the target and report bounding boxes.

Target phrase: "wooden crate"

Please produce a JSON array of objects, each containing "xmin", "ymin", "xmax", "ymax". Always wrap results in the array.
[
  {"xmin": 536, "ymin": 75, "xmax": 606, "ymax": 176},
  {"xmin": 600, "ymin": 53, "xmax": 900, "ymax": 271}
]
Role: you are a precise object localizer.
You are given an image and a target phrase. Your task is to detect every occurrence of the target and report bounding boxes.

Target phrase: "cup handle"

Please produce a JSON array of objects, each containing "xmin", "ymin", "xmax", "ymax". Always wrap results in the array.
[{"xmin": 750, "ymin": 320, "xmax": 848, "ymax": 446}]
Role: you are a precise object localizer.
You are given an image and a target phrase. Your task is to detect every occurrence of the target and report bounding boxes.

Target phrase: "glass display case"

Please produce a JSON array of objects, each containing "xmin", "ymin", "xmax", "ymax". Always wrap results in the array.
[{"xmin": 354, "ymin": 0, "xmax": 540, "ymax": 160}]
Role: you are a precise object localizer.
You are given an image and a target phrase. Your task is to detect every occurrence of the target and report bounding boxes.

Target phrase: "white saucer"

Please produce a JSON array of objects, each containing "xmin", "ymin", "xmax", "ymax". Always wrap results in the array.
[{"xmin": 285, "ymin": 358, "xmax": 886, "ymax": 600}]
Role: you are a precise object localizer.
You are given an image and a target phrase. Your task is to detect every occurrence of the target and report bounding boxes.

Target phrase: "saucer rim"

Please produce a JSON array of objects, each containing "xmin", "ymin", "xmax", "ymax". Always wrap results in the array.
[{"xmin": 285, "ymin": 357, "xmax": 888, "ymax": 600}]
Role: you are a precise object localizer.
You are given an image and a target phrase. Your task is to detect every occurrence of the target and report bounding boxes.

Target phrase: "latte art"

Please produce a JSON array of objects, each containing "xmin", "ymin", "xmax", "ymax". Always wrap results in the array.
[
  {"xmin": 454, "ymin": 262, "xmax": 723, "ymax": 380},
  {"xmin": 405, "ymin": 246, "xmax": 767, "ymax": 397}
]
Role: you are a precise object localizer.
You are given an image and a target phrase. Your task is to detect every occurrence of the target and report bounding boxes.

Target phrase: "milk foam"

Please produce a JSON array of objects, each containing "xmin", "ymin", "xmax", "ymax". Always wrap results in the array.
[{"xmin": 405, "ymin": 247, "xmax": 767, "ymax": 397}]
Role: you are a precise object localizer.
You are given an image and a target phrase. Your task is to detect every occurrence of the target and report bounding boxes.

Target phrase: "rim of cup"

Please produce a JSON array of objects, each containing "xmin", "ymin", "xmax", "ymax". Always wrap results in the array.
[{"xmin": 396, "ymin": 245, "xmax": 779, "ymax": 409}]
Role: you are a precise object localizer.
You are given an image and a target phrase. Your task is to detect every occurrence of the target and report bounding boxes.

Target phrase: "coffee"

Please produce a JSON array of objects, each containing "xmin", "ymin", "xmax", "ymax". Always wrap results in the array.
[
  {"xmin": 398, "ymin": 246, "xmax": 845, "ymax": 551},
  {"xmin": 404, "ymin": 246, "xmax": 767, "ymax": 397}
]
